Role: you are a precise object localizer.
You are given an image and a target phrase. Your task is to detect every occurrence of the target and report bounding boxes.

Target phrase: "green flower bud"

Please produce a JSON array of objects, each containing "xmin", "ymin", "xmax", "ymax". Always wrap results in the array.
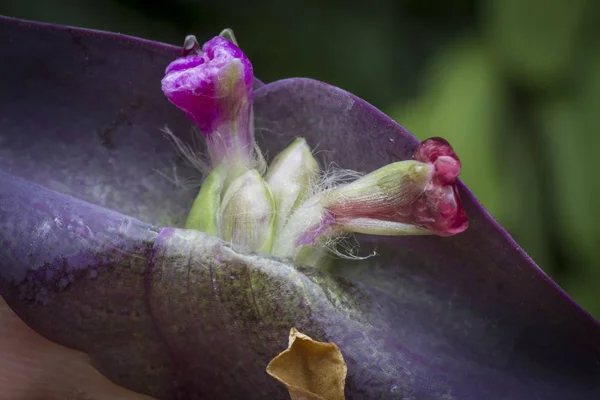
[
  {"xmin": 326, "ymin": 137, "xmax": 469, "ymax": 237},
  {"xmin": 265, "ymin": 138, "xmax": 320, "ymax": 234},
  {"xmin": 271, "ymin": 194, "xmax": 331, "ymax": 258},
  {"xmin": 321, "ymin": 160, "xmax": 435, "ymax": 236},
  {"xmin": 272, "ymin": 160, "xmax": 435, "ymax": 259},
  {"xmin": 220, "ymin": 169, "xmax": 276, "ymax": 253},
  {"xmin": 185, "ymin": 165, "xmax": 227, "ymax": 236},
  {"xmin": 323, "ymin": 160, "xmax": 433, "ymax": 220},
  {"xmin": 272, "ymin": 161, "xmax": 433, "ymax": 258}
]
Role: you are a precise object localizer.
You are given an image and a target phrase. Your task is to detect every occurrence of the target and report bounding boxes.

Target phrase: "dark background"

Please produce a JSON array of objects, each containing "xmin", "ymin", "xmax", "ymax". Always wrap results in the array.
[{"xmin": 2, "ymin": 0, "xmax": 600, "ymax": 317}]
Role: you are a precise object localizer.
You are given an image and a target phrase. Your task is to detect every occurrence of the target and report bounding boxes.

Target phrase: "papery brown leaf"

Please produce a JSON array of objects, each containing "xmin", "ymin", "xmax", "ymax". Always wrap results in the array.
[
  {"xmin": 0, "ymin": 297, "xmax": 154, "ymax": 400},
  {"xmin": 266, "ymin": 328, "xmax": 347, "ymax": 400}
]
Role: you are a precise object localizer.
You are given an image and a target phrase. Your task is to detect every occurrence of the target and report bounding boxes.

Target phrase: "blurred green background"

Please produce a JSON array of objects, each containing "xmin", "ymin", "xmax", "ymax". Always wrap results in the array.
[{"xmin": 2, "ymin": 0, "xmax": 599, "ymax": 317}]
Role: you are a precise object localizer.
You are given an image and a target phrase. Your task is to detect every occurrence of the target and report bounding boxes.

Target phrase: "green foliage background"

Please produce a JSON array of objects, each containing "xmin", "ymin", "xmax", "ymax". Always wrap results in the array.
[{"xmin": 3, "ymin": 0, "xmax": 599, "ymax": 317}]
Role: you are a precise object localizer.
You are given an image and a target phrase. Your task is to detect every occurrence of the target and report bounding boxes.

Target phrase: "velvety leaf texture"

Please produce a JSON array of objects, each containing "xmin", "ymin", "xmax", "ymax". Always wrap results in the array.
[{"xmin": 0, "ymin": 15, "xmax": 599, "ymax": 400}]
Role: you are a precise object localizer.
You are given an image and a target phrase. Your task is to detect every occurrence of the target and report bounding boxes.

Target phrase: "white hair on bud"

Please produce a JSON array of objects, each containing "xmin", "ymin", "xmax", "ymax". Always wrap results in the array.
[
  {"xmin": 153, "ymin": 163, "xmax": 202, "ymax": 190},
  {"xmin": 161, "ymin": 125, "xmax": 211, "ymax": 176},
  {"xmin": 281, "ymin": 162, "xmax": 372, "ymax": 262},
  {"xmin": 252, "ymin": 140, "xmax": 267, "ymax": 175},
  {"xmin": 321, "ymin": 232, "xmax": 377, "ymax": 261},
  {"xmin": 315, "ymin": 163, "xmax": 364, "ymax": 194}
]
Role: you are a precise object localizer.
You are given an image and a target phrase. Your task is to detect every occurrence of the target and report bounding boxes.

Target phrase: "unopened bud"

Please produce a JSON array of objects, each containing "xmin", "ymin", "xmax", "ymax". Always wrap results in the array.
[
  {"xmin": 271, "ymin": 160, "xmax": 433, "ymax": 250},
  {"xmin": 265, "ymin": 138, "xmax": 320, "ymax": 234},
  {"xmin": 324, "ymin": 160, "xmax": 433, "ymax": 223},
  {"xmin": 161, "ymin": 35, "xmax": 255, "ymax": 168},
  {"xmin": 185, "ymin": 165, "xmax": 227, "ymax": 236},
  {"xmin": 326, "ymin": 137, "xmax": 468, "ymax": 236},
  {"xmin": 275, "ymin": 138, "xmax": 468, "ymax": 256},
  {"xmin": 220, "ymin": 170, "xmax": 276, "ymax": 253},
  {"xmin": 271, "ymin": 195, "xmax": 330, "ymax": 258},
  {"xmin": 411, "ymin": 137, "xmax": 468, "ymax": 236}
]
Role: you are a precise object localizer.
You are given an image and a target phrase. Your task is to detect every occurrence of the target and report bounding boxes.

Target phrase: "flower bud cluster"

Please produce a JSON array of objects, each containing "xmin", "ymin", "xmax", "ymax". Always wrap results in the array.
[{"xmin": 161, "ymin": 32, "xmax": 468, "ymax": 263}]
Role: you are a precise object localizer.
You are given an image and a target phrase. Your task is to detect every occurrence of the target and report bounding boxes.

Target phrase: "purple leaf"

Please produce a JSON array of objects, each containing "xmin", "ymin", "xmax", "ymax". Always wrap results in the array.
[
  {"xmin": 1, "ymin": 15, "xmax": 599, "ymax": 400},
  {"xmin": 0, "ymin": 173, "xmax": 175, "ymax": 398},
  {"xmin": 0, "ymin": 16, "xmax": 194, "ymax": 228}
]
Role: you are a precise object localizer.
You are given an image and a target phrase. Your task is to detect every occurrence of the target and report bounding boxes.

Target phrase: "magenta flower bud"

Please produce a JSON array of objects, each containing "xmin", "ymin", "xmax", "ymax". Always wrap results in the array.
[
  {"xmin": 410, "ymin": 137, "xmax": 468, "ymax": 236},
  {"xmin": 274, "ymin": 138, "xmax": 468, "ymax": 258},
  {"xmin": 321, "ymin": 137, "xmax": 467, "ymax": 240},
  {"xmin": 161, "ymin": 35, "xmax": 254, "ymax": 166}
]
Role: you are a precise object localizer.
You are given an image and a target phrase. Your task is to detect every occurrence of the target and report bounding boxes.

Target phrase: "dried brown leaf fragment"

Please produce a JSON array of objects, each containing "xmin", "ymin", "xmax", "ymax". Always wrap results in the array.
[{"xmin": 266, "ymin": 328, "xmax": 347, "ymax": 400}]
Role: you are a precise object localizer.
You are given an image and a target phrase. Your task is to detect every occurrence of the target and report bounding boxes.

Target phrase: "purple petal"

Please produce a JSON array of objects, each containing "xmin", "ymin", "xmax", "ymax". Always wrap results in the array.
[
  {"xmin": 161, "ymin": 36, "xmax": 254, "ymax": 137},
  {"xmin": 1, "ymin": 16, "xmax": 599, "ymax": 400}
]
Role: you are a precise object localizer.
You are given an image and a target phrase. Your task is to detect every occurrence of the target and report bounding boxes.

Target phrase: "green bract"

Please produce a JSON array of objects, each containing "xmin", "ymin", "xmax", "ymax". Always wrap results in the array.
[
  {"xmin": 220, "ymin": 169, "xmax": 276, "ymax": 253},
  {"xmin": 185, "ymin": 165, "xmax": 227, "ymax": 235},
  {"xmin": 265, "ymin": 138, "xmax": 320, "ymax": 234}
]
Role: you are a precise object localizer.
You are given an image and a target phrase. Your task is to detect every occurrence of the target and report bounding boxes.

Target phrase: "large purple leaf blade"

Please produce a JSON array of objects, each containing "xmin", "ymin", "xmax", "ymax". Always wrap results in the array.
[
  {"xmin": 0, "ymin": 16, "xmax": 197, "ymax": 228},
  {"xmin": 0, "ymin": 172, "xmax": 175, "ymax": 398},
  {"xmin": 0, "ymin": 169, "xmax": 421, "ymax": 399},
  {"xmin": 0, "ymin": 14, "xmax": 599, "ymax": 400},
  {"xmin": 252, "ymin": 78, "xmax": 600, "ymax": 398},
  {"xmin": 1, "ymin": 173, "xmax": 457, "ymax": 400}
]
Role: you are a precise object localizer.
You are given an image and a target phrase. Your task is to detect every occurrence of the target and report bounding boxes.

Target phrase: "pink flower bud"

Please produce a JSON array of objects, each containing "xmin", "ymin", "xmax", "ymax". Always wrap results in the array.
[
  {"xmin": 409, "ymin": 137, "xmax": 467, "ymax": 236},
  {"xmin": 323, "ymin": 137, "xmax": 468, "ymax": 238},
  {"xmin": 161, "ymin": 35, "xmax": 254, "ymax": 166}
]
